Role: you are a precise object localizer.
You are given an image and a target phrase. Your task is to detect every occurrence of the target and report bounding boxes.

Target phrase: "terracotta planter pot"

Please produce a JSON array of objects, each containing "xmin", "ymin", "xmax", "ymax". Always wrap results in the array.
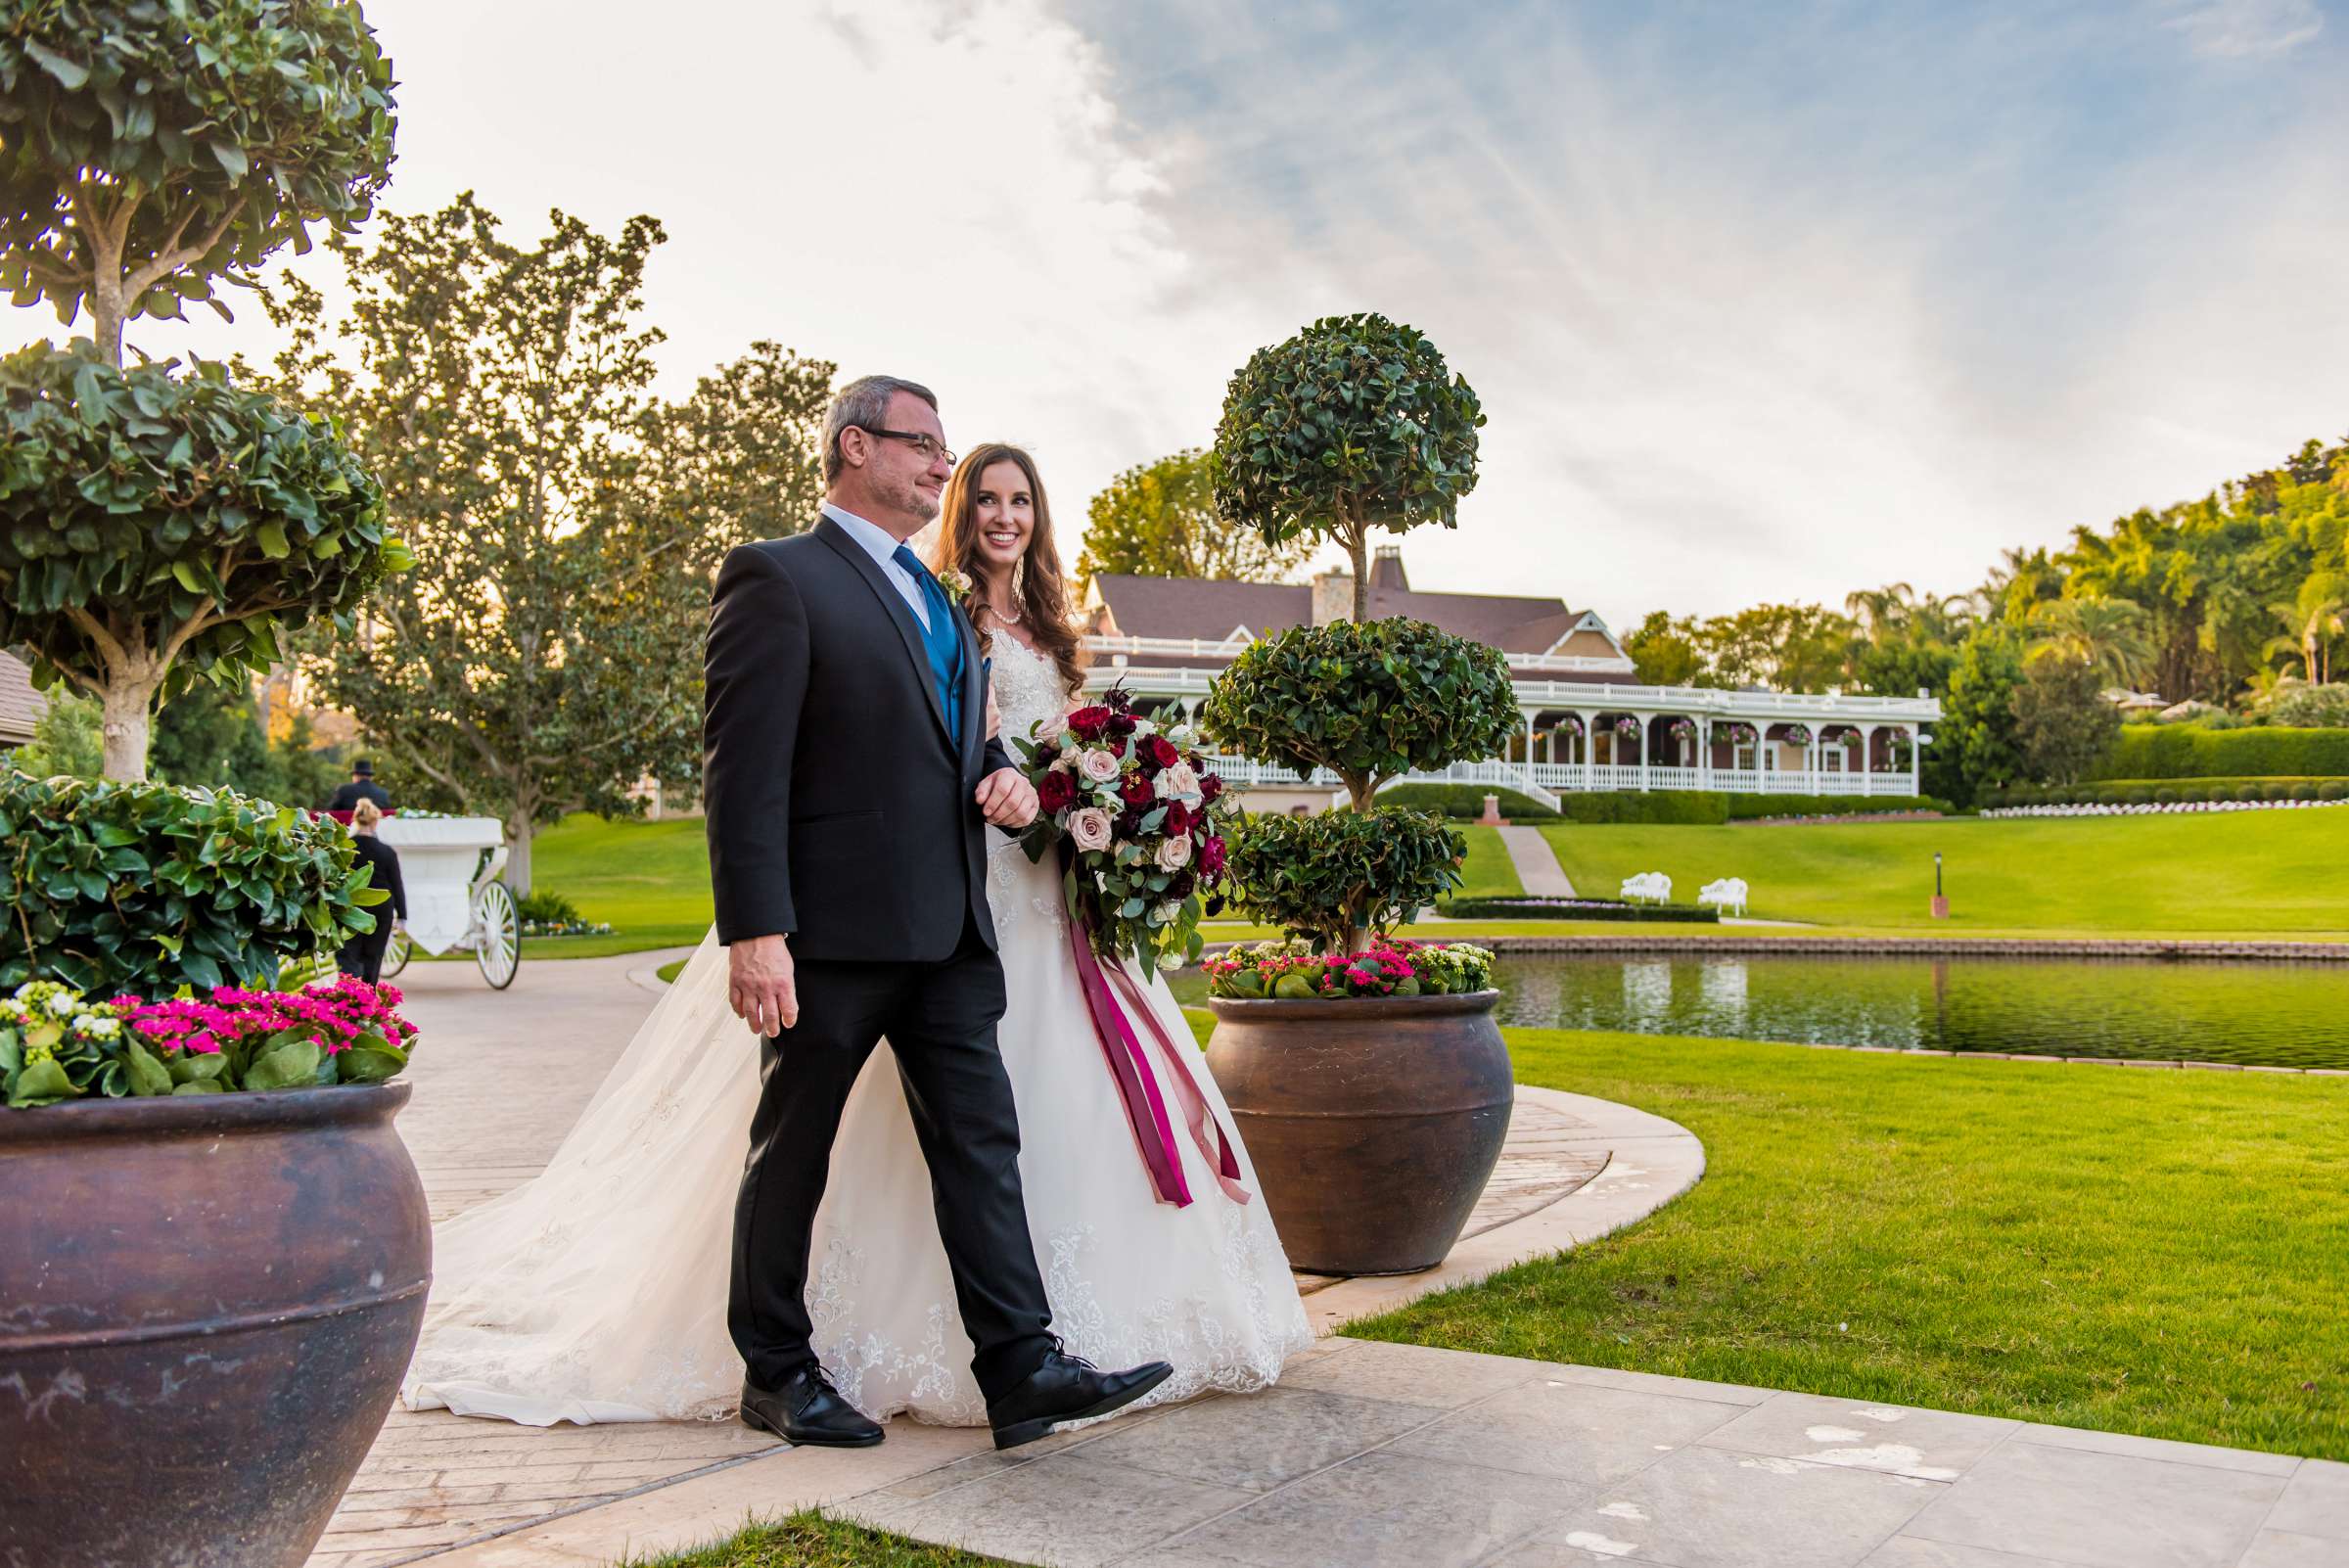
[
  {"xmin": 1206, "ymin": 990, "xmax": 1511, "ymax": 1274},
  {"xmin": 0, "ymin": 1084, "xmax": 430, "ymax": 1568}
]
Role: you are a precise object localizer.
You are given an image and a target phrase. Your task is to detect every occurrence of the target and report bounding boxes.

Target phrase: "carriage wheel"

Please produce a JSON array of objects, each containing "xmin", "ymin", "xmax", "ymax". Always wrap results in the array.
[
  {"xmin": 381, "ymin": 928, "xmax": 413, "ymax": 978},
  {"xmin": 475, "ymin": 882, "xmax": 521, "ymax": 990}
]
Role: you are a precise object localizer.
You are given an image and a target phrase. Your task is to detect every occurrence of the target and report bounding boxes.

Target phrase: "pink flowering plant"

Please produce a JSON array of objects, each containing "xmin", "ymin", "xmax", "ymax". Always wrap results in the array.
[
  {"xmin": 1, "ymin": 975, "xmax": 417, "ymax": 1109},
  {"xmin": 1014, "ymin": 685, "xmax": 1241, "ymax": 977},
  {"xmin": 1203, "ymin": 939, "xmax": 1497, "ymax": 1001}
]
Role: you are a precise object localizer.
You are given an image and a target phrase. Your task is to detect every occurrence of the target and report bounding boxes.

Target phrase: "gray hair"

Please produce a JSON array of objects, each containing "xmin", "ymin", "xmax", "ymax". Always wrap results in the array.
[{"xmin": 823, "ymin": 375, "xmax": 939, "ymax": 484}]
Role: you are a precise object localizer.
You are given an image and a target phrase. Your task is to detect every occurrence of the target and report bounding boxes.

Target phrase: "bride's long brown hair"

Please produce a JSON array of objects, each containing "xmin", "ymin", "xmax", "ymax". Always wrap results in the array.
[{"xmin": 933, "ymin": 443, "xmax": 1087, "ymax": 696}]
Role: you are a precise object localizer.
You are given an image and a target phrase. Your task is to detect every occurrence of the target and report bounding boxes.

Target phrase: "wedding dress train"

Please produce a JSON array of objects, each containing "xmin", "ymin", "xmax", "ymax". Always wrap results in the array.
[{"xmin": 402, "ymin": 633, "xmax": 1313, "ymax": 1425}]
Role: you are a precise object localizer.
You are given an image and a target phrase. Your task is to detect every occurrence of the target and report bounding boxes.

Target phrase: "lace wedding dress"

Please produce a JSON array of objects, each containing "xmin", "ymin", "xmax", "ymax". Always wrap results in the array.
[{"xmin": 403, "ymin": 633, "xmax": 1313, "ymax": 1426}]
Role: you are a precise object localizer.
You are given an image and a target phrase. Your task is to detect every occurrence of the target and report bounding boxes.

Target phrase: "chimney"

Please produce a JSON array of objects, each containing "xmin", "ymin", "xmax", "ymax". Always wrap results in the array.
[
  {"xmin": 1369, "ymin": 545, "xmax": 1409, "ymax": 592},
  {"xmin": 1312, "ymin": 569, "xmax": 1354, "ymax": 626}
]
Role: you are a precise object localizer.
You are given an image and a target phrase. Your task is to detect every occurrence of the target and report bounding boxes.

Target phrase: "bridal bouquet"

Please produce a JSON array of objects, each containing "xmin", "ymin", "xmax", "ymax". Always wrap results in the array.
[{"xmin": 1015, "ymin": 686, "xmax": 1239, "ymax": 977}]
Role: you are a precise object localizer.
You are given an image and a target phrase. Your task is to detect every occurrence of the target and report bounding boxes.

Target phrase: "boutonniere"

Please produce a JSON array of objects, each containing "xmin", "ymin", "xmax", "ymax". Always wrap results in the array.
[{"xmin": 939, "ymin": 566, "xmax": 974, "ymax": 607}]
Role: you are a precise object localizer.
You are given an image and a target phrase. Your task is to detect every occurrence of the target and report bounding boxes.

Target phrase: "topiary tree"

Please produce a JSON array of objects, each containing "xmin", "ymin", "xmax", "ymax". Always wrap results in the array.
[
  {"xmin": 1213, "ymin": 312, "xmax": 1483, "ymax": 622},
  {"xmin": 0, "ymin": 342, "xmax": 400, "ymax": 778},
  {"xmin": 1202, "ymin": 618, "xmax": 1518, "ymax": 814},
  {"xmin": 1203, "ymin": 619, "xmax": 1517, "ymax": 954},
  {"xmin": 0, "ymin": 0, "xmax": 400, "ymax": 782},
  {"xmin": 0, "ymin": 0, "xmax": 397, "ymax": 367}
]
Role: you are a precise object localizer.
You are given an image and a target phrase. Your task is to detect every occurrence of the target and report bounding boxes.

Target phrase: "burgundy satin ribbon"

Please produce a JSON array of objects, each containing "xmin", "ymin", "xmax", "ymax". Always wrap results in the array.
[{"xmin": 1061, "ymin": 875, "xmax": 1251, "ymax": 1209}]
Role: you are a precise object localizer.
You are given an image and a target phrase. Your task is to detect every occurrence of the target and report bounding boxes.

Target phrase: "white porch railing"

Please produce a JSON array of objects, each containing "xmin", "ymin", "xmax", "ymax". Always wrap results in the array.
[{"xmin": 1204, "ymin": 754, "xmax": 1922, "ymax": 802}]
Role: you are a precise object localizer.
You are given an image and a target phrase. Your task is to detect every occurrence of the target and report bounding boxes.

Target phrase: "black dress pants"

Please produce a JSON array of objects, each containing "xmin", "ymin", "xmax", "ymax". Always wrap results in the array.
[{"xmin": 726, "ymin": 914, "xmax": 1056, "ymax": 1403}]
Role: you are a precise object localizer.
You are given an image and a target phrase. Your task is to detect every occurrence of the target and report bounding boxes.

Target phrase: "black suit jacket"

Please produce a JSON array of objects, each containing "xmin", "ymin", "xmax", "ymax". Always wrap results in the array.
[{"xmin": 704, "ymin": 516, "xmax": 1011, "ymax": 961}]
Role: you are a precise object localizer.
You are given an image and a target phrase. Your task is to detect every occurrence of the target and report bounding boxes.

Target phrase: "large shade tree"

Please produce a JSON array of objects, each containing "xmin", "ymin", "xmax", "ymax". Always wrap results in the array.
[
  {"xmin": 1213, "ymin": 313, "xmax": 1483, "ymax": 623},
  {"xmin": 1076, "ymin": 448, "xmax": 1313, "ymax": 588},
  {"xmin": 0, "ymin": 0, "xmax": 400, "ymax": 781},
  {"xmin": 262, "ymin": 198, "xmax": 834, "ymax": 892}
]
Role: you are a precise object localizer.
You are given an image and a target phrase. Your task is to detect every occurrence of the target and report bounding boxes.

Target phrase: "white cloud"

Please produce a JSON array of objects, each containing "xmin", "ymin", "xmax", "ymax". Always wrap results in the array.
[{"xmin": 2161, "ymin": 0, "xmax": 2325, "ymax": 58}]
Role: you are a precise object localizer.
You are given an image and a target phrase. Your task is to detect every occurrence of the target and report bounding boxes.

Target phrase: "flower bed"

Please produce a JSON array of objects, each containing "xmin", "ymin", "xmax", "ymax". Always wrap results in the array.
[
  {"xmin": 1982, "ymin": 799, "xmax": 2348, "ymax": 818},
  {"xmin": 1204, "ymin": 938, "xmax": 1496, "ymax": 1000},
  {"xmin": 1440, "ymin": 896, "xmax": 1722, "ymax": 923},
  {"xmin": 520, "ymin": 918, "xmax": 615, "ymax": 938},
  {"xmin": 1, "ymin": 976, "xmax": 416, "ymax": 1109}
]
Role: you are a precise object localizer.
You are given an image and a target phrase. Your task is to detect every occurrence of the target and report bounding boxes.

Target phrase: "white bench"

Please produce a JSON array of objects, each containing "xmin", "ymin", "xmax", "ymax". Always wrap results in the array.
[
  {"xmin": 1698, "ymin": 877, "xmax": 1749, "ymax": 917},
  {"xmin": 1620, "ymin": 871, "xmax": 1673, "ymax": 904}
]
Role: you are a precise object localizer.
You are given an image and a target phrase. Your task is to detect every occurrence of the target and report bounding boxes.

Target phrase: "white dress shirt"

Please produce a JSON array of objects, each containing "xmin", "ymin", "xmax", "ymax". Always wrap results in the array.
[{"xmin": 820, "ymin": 501, "xmax": 931, "ymax": 631}]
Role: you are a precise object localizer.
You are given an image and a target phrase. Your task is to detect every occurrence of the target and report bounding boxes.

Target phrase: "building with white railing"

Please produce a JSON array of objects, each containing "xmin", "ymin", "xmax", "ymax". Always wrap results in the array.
[{"xmin": 1080, "ymin": 548, "xmax": 1940, "ymax": 812}]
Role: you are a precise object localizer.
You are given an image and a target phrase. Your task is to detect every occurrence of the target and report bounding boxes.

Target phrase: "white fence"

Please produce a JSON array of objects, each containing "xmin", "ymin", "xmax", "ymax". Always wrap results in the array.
[{"xmin": 1201, "ymin": 754, "xmax": 1924, "ymax": 805}]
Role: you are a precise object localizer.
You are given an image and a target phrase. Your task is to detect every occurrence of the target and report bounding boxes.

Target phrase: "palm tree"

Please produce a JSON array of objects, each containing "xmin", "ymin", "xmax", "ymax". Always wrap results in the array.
[
  {"xmin": 1844, "ymin": 582, "xmax": 1917, "ymax": 645},
  {"xmin": 2027, "ymin": 596, "xmax": 2156, "ymax": 690},
  {"xmin": 2261, "ymin": 573, "xmax": 2349, "ymax": 686}
]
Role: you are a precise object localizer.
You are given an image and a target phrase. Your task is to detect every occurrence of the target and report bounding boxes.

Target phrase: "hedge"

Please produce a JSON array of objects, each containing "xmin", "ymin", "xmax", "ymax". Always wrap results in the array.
[
  {"xmin": 1440, "ymin": 897, "xmax": 1722, "ymax": 923},
  {"xmin": 1993, "ymin": 776, "xmax": 2349, "ymax": 808},
  {"xmin": 2087, "ymin": 727, "xmax": 2349, "ymax": 781},
  {"xmin": 1371, "ymin": 785, "xmax": 1953, "ymax": 824},
  {"xmin": 1726, "ymin": 793, "xmax": 1954, "ymax": 819},
  {"xmin": 1374, "ymin": 783, "xmax": 1559, "ymax": 819}
]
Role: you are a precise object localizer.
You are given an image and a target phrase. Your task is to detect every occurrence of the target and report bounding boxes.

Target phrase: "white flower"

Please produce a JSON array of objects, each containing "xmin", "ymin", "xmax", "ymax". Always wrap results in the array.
[
  {"xmin": 1077, "ymin": 748, "xmax": 1122, "ymax": 784},
  {"xmin": 1156, "ymin": 761, "xmax": 1201, "ymax": 801},
  {"xmin": 1068, "ymin": 807, "xmax": 1114, "ymax": 852},
  {"xmin": 1155, "ymin": 834, "xmax": 1193, "ymax": 871},
  {"xmin": 1036, "ymin": 712, "xmax": 1069, "ymax": 745},
  {"xmin": 44, "ymin": 990, "xmax": 76, "ymax": 1017},
  {"xmin": 1159, "ymin": 951, "xmax": 1185, "ymax": 974},
  {"xmin": 1153, "ymin": 900, "xmax": 1181, "ymax": 924}
]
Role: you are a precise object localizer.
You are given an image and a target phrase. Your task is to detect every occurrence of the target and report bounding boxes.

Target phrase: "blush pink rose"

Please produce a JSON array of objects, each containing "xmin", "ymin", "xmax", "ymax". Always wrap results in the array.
[
  {"xmin": 1068, "ymin": 807, "xmax": 1114, "ymax": 852},
  {"xmin": 1077, "ymin": 748, "xmax": 1123, "ymax": 783},
  {"xmin": 1155, "ymin": 833, "xmax": 1193, "ymax": 870},
  {"xmin": 1156, "ymin": 761, "xmax": 1201, "ymax": 800}
]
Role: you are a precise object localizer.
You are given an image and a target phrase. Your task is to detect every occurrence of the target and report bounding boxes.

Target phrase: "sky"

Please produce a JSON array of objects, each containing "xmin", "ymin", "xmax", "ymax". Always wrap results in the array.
[{"xmin": 23, "ymin": 0, "xmax": 2348, "ymax": 631}]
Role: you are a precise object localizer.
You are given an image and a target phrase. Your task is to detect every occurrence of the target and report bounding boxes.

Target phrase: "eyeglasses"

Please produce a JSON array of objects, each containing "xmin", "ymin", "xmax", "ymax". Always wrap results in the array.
[{"xmin": 859, "ymin": 428, "xmax": 956, "ymax": 467}]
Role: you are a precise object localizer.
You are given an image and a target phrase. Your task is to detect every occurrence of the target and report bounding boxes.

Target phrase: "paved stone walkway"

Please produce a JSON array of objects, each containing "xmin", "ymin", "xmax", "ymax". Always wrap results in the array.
[
  {"xmin": 314, "ymin": 951, "xmax": 1694, "ymax": 1566},
  {"xmin": 1497, "ymin": 826, "xmax": 1576, "ymax": 898}
]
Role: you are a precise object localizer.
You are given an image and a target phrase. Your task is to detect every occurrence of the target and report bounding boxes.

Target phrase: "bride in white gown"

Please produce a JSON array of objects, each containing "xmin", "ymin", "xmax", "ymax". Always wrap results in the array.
[{"xmin": 404, "ymin": 445, "xmax": 1313, "ymax": 1428}]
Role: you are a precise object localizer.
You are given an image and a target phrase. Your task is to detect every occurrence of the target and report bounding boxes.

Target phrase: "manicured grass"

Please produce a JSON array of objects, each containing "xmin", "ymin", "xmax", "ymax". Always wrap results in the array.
[
  {"xmin": 1447, "ymin": 823, "xmax": 1524, "ymax": 901},
  {"xmin": 1540, "ymin": 809, "xmax": 2349, "ymax": 932},
  {"xmin": 532, "ymin": 812, "xmax": 714, "ymax": 927},
  {"xmin": 627, "ymin": 1511, "xmax": 1009, "ymax": 1567},
  {"xmin": 1348, "ymin": 1028, "xmax": 2349, "ymax": 1460}
]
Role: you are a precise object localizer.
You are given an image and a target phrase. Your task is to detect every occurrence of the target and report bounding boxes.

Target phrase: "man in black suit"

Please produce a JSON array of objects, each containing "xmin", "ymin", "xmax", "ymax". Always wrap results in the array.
[
  {"xmin": 703, "ymin": 375, "xmax": 1170, "ymax": 1453},
  {"xmin": 328, "ymin": 759, "xmax": 391, "ymax": 813}
]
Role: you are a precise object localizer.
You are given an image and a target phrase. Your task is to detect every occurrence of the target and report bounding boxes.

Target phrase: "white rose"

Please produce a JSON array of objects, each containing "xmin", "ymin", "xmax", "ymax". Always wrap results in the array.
[
  {"xmin": 1077, "ymin": 748, "xmax": 1122, "ymax": 784},
  {"xmin": 1068, "ymin": 807, "xmax": 1114, "ymax": 852},
  {"xmin": 1159, "ymin": 951, "xmax": 1185, "ymax": 974},
  {"xmin": 1155, "ymin": 834, "xmax": 1193, "ymax": 870},
  {"xmin": 1156, "ymin": 761, "xmax": 1201, "ymax": 800},
  {"xmin": 1153, "ymin": 900, "xmax": 1181, "ymax": 924}
]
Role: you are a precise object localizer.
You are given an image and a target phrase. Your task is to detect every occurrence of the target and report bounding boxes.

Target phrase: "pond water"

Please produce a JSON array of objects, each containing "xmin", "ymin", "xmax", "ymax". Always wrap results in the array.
[
  {"xmin": 1173, "ymin": 952, "xmax": 2349, "ymax": 1069},
  {"xmin": 1483, "ymin": 952, "xmax": 2349, "ymax": 1069}
]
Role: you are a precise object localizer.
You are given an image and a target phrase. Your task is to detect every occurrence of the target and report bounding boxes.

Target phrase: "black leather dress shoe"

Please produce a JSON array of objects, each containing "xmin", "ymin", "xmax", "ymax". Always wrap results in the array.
[
  {"xmin": 739, "ymin": 1366, "xmax": 884, "ymax": 1448},
  {"xmin": 986, "ymin": 1349, "xmax": 1174, "ymax": 1451}
]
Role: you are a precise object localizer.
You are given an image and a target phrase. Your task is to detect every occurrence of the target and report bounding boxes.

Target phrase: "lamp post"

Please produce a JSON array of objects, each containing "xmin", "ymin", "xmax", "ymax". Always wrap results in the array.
[{"xmin": 1931, "ymin": 851, "xmax": 1949, "ymax": 920}]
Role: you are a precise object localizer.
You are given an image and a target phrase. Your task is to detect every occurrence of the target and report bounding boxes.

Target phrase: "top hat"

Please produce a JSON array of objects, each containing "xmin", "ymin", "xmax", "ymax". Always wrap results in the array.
[{"xmin": 352, "ymin": 759, "xmax": 375, "ymax": 777}]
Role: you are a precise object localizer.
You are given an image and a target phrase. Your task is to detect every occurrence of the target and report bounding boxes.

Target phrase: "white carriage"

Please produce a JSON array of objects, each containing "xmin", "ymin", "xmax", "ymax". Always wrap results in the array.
[{"xmin": 374, "ymin": 815, "xmax": 521, "ymax": 989}]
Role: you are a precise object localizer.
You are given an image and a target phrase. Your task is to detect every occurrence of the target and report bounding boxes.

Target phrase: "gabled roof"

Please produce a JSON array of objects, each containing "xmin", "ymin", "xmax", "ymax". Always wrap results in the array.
[
  {"xmin": 1088, "ymin": 573, "xmax": 1603, "ymax": 656},
  {"xmin": 0, "ymin": 652, "xmax": 48, "ymax": 746}
]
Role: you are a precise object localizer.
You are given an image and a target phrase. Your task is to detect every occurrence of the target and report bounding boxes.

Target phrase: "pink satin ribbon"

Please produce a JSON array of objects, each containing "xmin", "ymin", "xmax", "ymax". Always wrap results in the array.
[{"xmin": 1062, "ymin": 885, "xmax": 1252, "ymax": 1209}]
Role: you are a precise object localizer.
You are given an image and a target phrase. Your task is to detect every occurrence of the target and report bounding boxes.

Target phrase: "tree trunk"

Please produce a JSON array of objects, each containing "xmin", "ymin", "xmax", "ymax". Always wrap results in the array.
[
  {"xmin": 99, "ymin": 678, "xmax": 157, "ymax": 782},
  {"xmin": 1349, "ymin": 532, "xmax": 1369, "ymax": 623},
  {"xmin": 503, "ymin": 810, "xmax": 535, "ymax": 898}
]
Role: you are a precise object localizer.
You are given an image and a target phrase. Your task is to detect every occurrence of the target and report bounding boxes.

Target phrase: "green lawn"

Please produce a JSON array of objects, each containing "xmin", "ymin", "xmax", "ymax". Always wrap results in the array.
[
  {"xmin": 1541, "ymin": 809, "xmax": 2349, "ymax": 933},
  {"xmin": 1351, "ymin": 1028, "xmax": 2349, "ymax": 1460},
  {"xmin": 629, "ymin": 1512, "xmax": 1007, "ymax": 1567},
  {"xmin": 1447, "ymin": 823, "xmax": 1523, "ymax": 901}
]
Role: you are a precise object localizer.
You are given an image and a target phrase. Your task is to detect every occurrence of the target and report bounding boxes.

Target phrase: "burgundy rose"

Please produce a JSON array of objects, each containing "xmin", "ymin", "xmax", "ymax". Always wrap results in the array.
[
  {"xmin": 1163, "ymin": 800, "xmax": 1191, "ymax": 836},
  {"xmin": 1198, "ymin": 773, "xmax": 1223, "ymax": 803},
  {"xmin": 1066, "ymin": 705, "xmax": 1113, "ymax": 740},
  {"xmin": 1141, "ymin": 735, "xmax": 1179, "ymax": 771},
  {"xmin": 1199, "ymin": 835, "xmax": 1227, "ymax": 877},
  {"xmin": 1105, "ymin": 712, "xmax": 1138, "ymax": 739},
  {"xmin": 1119, "ymin": 773, "xmax": 1156, "ymax": 809},
  {"xmin": 1036, "ymin": 770, "xmax": 1079, "ymax": 813}
]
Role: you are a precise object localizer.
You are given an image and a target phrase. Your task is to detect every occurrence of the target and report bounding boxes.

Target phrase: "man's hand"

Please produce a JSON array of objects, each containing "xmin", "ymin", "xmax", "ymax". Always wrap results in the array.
[
  {"xmin": 728, "ymin": 934, "xmax": 798, "ymax": 1037},
  {"xmin": 976, "ymin": 766, "xmax": 1037, "ymax": 829}
]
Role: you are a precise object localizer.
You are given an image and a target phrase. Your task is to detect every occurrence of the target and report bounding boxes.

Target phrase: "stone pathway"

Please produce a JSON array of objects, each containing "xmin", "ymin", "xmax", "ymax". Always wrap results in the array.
[
  {"xmin": 314, "ymin": 951, "xmax": 1692, "ymax": 1566},
  {"xmin": 1497, "ymin": 826, "xmax": 1575, "ymax": 898}
]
